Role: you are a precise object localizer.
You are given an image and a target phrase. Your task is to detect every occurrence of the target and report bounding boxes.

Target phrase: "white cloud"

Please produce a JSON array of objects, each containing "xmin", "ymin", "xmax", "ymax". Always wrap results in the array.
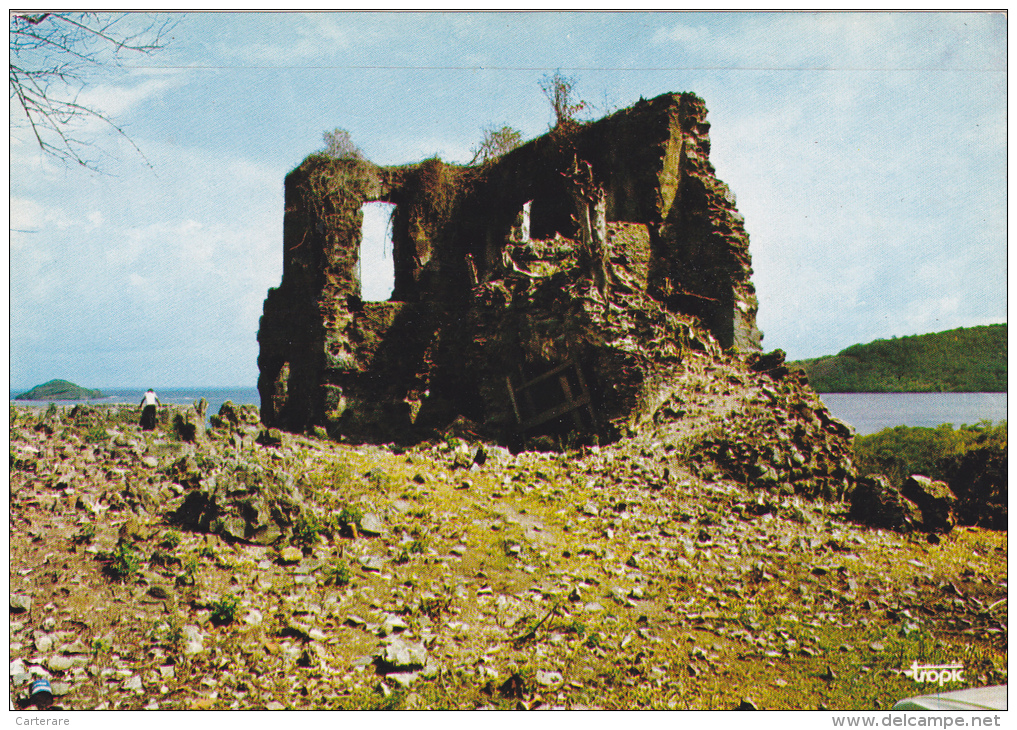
[
  {"xmin": 651, "ymin": 23, "xmax": 711, "ymax": 47},
  {"xmin": 652, "ymin": 12, "xmax": 1005, "ymax": 71},
  {"xmin": 219, "ymin": 14, "xmax": 355, "ymax": 65},
  {"xmin": 10, "ymin": 197, "xmax": 48, "ymax": 233},
  {"xmin": 78, "ymin": 76, "xmax": 179, "ymax": 120}
]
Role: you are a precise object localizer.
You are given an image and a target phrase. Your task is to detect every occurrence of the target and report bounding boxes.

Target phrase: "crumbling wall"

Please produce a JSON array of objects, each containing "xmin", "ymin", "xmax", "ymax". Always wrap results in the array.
[{"xmin": 257, "ymin": 92, "xmax": 767, "ymax": 445}]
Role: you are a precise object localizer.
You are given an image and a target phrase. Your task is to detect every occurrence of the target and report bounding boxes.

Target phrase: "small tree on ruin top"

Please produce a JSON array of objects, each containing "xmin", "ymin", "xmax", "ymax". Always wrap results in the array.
[
  {"xmin": 540, "ymin": 71, "xmax": 586, "ymax": 131},
  {"xmin": 469, "ymin": 125, "xmax": 523, "ymax": 165},
  {"xmin": 321, "ymin": 128, "xmax": 365, "ymax": 161}
]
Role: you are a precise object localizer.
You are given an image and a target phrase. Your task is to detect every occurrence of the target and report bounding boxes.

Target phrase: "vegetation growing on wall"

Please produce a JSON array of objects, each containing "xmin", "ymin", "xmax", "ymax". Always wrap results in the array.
[
  {"xmin": 404, "ymin": 157, "xmax": 478, "ymax": 243},
  {"xmin": 320, "ymin": 128, "xmax": 364, "ymax": 161},
  {"xmin": 469, "ymin": 125, "xmax": 523, "ymax": 165},
  {"xmin": 540, "ymin": 70, "xmax": 587, "ymax": 132},
  {"xmin": 790, "ymin": 324, "xmax": 1007, "ymax": 392}
]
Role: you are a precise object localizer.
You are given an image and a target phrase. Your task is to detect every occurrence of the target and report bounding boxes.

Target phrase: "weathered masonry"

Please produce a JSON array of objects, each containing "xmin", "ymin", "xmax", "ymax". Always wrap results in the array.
[{"xmin": 258, "ymin": 92, "xmax": 764, "ymax": 445}]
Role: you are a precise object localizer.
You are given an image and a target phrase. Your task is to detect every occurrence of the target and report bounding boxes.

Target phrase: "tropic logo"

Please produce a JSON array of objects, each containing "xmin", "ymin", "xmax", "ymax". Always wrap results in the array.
[{"xmin": 903, "ymin": 661, "xmax": 965, "ymax": 686}]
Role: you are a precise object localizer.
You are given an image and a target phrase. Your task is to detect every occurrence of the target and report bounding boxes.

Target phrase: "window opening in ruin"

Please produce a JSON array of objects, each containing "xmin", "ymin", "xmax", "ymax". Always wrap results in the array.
[{"xmin": 359, "ymin": 202, "xmax": 396, "ymax": 301}]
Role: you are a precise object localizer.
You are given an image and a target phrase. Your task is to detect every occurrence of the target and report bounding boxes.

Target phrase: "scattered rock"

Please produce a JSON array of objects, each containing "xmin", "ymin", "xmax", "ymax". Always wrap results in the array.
[
  {"xmin": 848, "ymin": 475, "xmax": 921, "ymax": 531},
  {"xmin": 278, "ymin": 546, "xmax": 303, "ymax": 563},
  {"xmin": 377, "ymin": 636, "xmax": 428, "ymax": 672},
  {"xmin": 10, "ymin": 594, "xmax": 32, "ymax": 613},
  {"xmin": 181, "ymin": 625, "xmax": 204, "ymax": 655},
  {"xmin": 46, "ymin": 655, "xmax": 75, "ymax": 672},
  {"xmin": 535, "ymin": 670, "xmax": 563, "ymax": 686},
  {"xmin": 358, "ymin": 556, "xmax": 386, "ymax": 572},
  {"xmin": 147, "ymin": 585, "xmax": 171, "ymax": 600},
  {"xmin": 358, "ymin": 512, "xmax": 385, "ymax": 535},
  {"xmin": 257, "ymin": 428, "xmax": 285, "ymax": 447},
  {"xmin": 498, "ymin": 672, "xmax": 527, "ymax": 699},
  {"xmin": 902, "ymin": 474, "xmax": 956, "ymax": 534}
]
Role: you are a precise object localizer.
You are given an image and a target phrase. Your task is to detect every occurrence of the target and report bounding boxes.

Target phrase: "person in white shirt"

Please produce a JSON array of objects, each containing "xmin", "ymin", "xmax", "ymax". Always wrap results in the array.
[{"xmin": 139, "ymin": 388, "xmax": 161, "ymax": 430}]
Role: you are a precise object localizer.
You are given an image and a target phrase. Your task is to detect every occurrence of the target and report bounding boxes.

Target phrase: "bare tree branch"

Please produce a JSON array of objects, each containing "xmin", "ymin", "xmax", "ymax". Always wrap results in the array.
[{"xmin": 10, "ymin": 12, "xmax": 176, "ymax": 170}]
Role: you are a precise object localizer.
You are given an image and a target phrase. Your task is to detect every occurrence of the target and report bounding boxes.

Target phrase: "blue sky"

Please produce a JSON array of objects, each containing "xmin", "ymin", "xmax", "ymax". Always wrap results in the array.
[{"xmin": 9, "ymin": 11, "xmax": 1007, "ymax": 389}]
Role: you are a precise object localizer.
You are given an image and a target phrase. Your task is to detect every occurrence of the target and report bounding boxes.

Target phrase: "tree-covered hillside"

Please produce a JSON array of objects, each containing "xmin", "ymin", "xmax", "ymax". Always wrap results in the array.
[
  {"xmin": 789, "ymin": 324, "xmax": 1006, "ymax": 392},
  {"xmin": 16, "ymin": 379, "xmax": 103, "ymax": 401}
]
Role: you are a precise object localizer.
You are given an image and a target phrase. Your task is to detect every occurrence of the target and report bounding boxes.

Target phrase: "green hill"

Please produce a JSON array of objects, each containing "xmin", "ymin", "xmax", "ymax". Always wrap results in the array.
[
  {"xmin": 789, "ymin": 324, "xmax": 1006, "ymax": 392},
  {"xmin": 16, "ymin": 379, "xmax": 103, "ymax": 401}
]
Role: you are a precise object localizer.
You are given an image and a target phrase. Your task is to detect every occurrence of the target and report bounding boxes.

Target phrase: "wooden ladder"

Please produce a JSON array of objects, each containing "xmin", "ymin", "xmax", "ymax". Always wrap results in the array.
[{"xmin": 505, "ymin": 358, "xmax": 597, "ymax": 434}]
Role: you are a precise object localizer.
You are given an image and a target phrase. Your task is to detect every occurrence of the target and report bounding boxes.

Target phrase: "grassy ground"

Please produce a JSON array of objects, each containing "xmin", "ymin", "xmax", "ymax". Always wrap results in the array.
[{"xmin": 8, "ymin": 405, "xmax": 1007, "ymax": 710}]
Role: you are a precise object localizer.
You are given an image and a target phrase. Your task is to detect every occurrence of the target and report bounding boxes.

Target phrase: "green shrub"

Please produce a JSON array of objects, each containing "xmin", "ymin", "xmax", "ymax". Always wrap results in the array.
[
  {"xmin": 72, "ymin": 523, "xmax": 96, "ymax": 545},
  {"xmin": 91, "ymin": 637, "xmax": 112, "ymax": 657},
  {"xmin": 292, "ymin": 512, "xmax": 323, "ymax": 546},
  {"xmin": 336, "ymin": 504, "xmax": 364, "ymax": 533},
  {"xmin": 177, "ymin": 555, "xmax": 199, "ymax": 586},
  {"xmin": 322, "ymin": 561, "xmax": 352, "ymax": 587},
  {"xmin": 105, "ymin": 541, "xmax": 141, "ymax": 580},
  {"xmin": 209, "ymin": 595, "xmax": 240, "ymax": 626},
  {"xmin": 82, "ymin": 424, "xmax": 108, "ymax": 444},
  {"xmin": 854, "ymin": 420, "xmax": 1006, "ymax": 487},
  {"xmin": 198, "ymin": 545, "xmax": 216, "ymax": 560}
]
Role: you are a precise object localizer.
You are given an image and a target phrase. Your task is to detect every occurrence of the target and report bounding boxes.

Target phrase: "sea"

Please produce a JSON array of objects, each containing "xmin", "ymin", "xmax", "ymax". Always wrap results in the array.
[
  {"xmin": 9, "ymin": 388, "xmax": 1007, "ymax": 435},
  {"xmin": 819, "ymin": 392, "xmax": 1007, "ymax": 436},
  {"xmin": 10, "ymin": 387, "xmax": 261, "ymax": 423}
]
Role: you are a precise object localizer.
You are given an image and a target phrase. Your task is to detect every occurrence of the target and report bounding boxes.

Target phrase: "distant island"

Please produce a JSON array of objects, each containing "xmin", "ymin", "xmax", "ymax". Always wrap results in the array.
[
  {"xmin": 15, "ymin": 379, "xmax": 103, "ymax": 401},
  {"xmin": 789, "ymin": 324, "xmax": 1006, "ymax": 393}
]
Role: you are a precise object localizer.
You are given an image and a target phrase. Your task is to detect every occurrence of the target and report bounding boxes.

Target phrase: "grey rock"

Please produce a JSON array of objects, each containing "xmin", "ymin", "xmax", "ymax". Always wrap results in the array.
[
  {"xmin": 535, "ymin": 670, "xmax": 563, "ymax": 686},
  {"xmin": 359, "ymin": 556, "xmax": 387, "ymax": 572},
  {"xmin": 50, "ymin": 681, "xmax": 71, "ymax": 696},
  {"xmin": 278, "ymin": 546, "xmax": 302, "ymax": 563},
  {"xmin": 902, "ymin": 474, "xmax": 957, "ymax": 534},
  {"xmin": 46, "ymin": 655, "xmax": 75, "ymax": 672},
  {"xmin": 181, "ymin": 624, "xmax": 204, "ymax": 655},
  {"xmin": 379, "ymin": 636, "xmax": 428, "ymax": 671},
  {"xmin": 10, "ymin": 594, "xmax": 32, "ymax": 613},
  {"xmin": 58, "ymin": 639, "xmax": 90, "ymax": 655},
  {"xmin": 359, "ymin": 512, "xmax": 385, "ymax": 536},
  {"xmin": 147, "ymin": 585, "xmax": 172, "ymax": 600},
  {"xmin": 379, "ymin": 614, "xmax": 409, "ymax": 636},
  {"xmin": 848, "ymin": 475, "xmax": 921, "ymax": 531}
]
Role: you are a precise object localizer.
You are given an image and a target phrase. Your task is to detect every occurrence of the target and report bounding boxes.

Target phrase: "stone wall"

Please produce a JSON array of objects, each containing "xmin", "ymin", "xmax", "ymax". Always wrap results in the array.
[{"xmin": 258, "ymin": 92, "xmax": 766, "ymax": 444}]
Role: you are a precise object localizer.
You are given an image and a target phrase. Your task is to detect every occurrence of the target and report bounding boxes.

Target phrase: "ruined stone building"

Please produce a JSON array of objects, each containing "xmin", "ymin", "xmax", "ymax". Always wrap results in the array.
[{"xmin": 258, "ymin": 92, "xmax": 767, "ymax": 447}]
